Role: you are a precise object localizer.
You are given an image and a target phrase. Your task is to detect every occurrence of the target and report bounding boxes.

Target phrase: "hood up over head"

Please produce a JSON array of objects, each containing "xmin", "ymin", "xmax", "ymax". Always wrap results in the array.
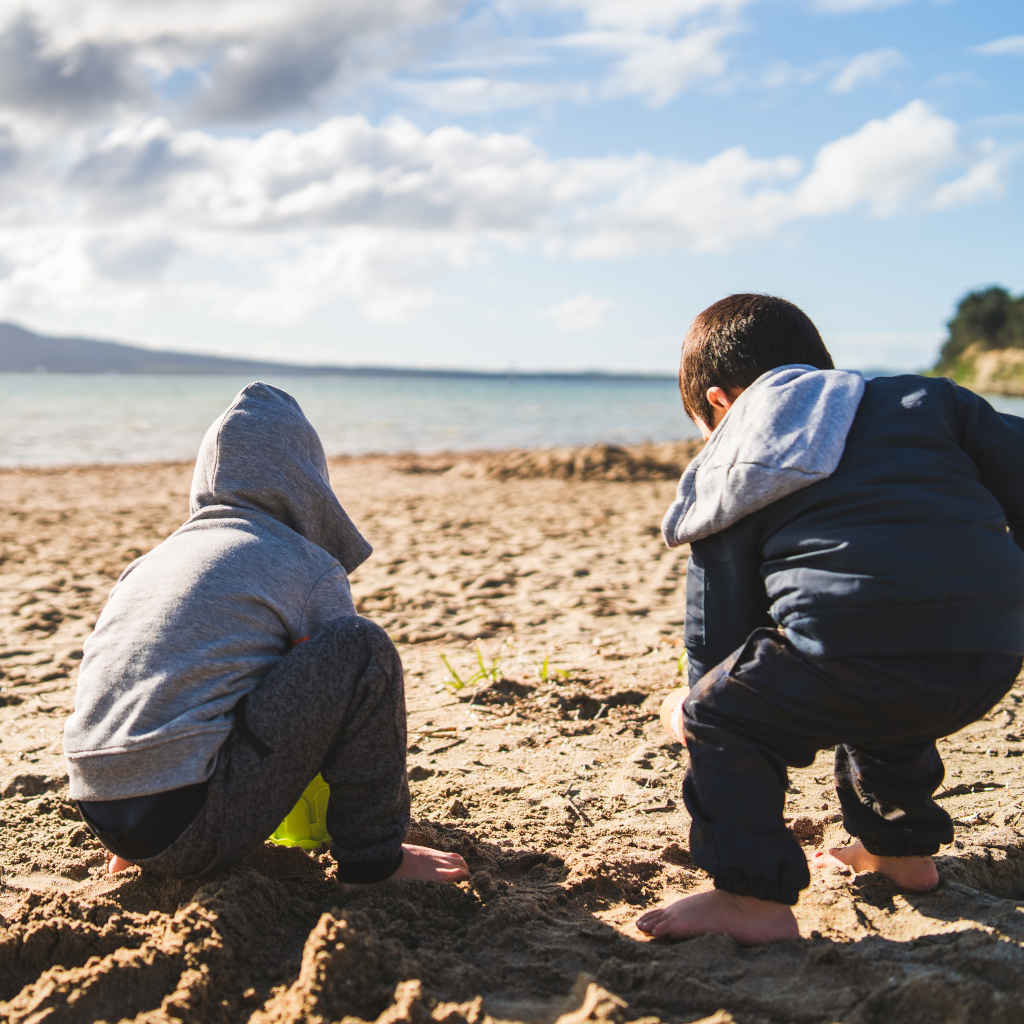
[
  {"xmin": 189, "ymin": 382, "xmax": 372, "ymax": 572},
  {"xmin": 663, "ymin": 365, "xmax": 866, "ymax": 547}
]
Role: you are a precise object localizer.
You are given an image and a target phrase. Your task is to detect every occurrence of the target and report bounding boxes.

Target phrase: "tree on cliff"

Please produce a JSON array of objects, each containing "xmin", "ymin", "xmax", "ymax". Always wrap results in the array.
[{"xmin": 935, "ymin": 286, "xmax": 1024, "ymax": 373}]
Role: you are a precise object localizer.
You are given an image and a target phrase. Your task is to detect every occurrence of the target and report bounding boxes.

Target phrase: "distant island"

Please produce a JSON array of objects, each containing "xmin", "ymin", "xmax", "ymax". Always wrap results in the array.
[
  {"xmin": 0, "ymin": 321, "xmax": 667, "ymax": 382},
  {"xmin": 931, "ymin": 286, "xmax": 1024, "ymax": 396}
]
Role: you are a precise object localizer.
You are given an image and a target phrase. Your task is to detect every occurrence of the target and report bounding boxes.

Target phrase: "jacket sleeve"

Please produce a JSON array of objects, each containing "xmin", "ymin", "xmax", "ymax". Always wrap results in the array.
[
  {"xmin": 685, "ymin": 520, "xmax": 773, "ymax": 686},
  {"xmin": 952, "ymin": 382, "xmax": 1024, "ymax": 550},
  {"xmin": 299, "ymin": 563, "xmax": 358, "ymax": 639}
]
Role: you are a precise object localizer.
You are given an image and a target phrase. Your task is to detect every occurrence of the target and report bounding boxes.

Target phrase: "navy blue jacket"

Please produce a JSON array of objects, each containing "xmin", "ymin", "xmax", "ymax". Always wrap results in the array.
[{"xmin": 664, "ymin": 371, "xmax": 1024, "ymax": 684}]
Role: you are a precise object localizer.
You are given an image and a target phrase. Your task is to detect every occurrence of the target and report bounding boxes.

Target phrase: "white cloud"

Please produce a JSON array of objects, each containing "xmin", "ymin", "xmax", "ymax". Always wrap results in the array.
[
  {"xmin": 498, "ymin": 0, "xmax": 747, "ymax": 107},
  {"xmin": 537, "ymin": 0, "xmax": 749, "ymax": 32},
  {"xmin": 829, "ymin": 48, "xmax": 906, "ymax": 93},
  {"xmin": 796, "ymin": 100, "xmax": 957, "ymax": 216},
  {"xmin": 15, "ymin": 0, "xmax": 458, "ymax": 50},
  {"xmin": 67, "ymin": 118, "xmax": 209, "ymax": 202},
  {"xmin": 61, "ymin": 115, "xmax": 562, "ymax": 235},
  {"xmin": 589, "ymin": 146, "xmax": 802, "ymax": 253},
  {"xmin": 547, "ymin": 294, "xmax": 613, "ymax": 331},
  {"xmin": 932, "ymin": 144, "xmax": 1011, "ymax": 209},
  {"xmin": 972, "ymin": 35, "xmax": 1024, "ymax": 57},
  {"xmin": 0, "ymin": 101, "xmax": 976, "ymax": 328},
  {"xmin": 428, "ymin": 52, "xmax": 551, "ymax": 73},
  {"xmin": 561, "ymin": 24, "xmax": 738, "ymax": 105},
  {"xmin": 7, "ymin": 2, "xmax": 304, "ymax": 47},
  {"xmin": 0, "ymin": 124, "xmax": 19, "ymax": 174},
  {"xmin": 392, "ymin": 77, "xmax": 590, "ymax": 114},
  {"xmin": 0, "ymin": 2, "xmax": 747, "ymax": 131},
  {"xmin": 0, "ymin": 2, "xmax": 461, "ymax": 123},
  {"xmin": 0, "ymin": 12, "xmax": 143, "ymax": 120},
  {"xmin": 231, "ymin": 229, "xmax": 447, "ymax": 325},
  {"xmin": 759, "ymin": 60, "xmax": 831, "ymax": 90},
  {"xmin": 812, "ymin": 0, "xmax": 911, "ymax": 11},
  {"xmin": 928, "ymin": 70, "xmax": 982, "ymax": 89},
  {"xmin": 87, "ymin": 233, "xmax": 180, "ymax": 281}
]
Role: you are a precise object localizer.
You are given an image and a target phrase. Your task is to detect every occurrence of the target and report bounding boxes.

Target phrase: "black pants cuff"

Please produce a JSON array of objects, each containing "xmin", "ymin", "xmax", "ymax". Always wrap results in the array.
[
  {"xmin": 334, "ymin": 846, "xmax": 404, "ymax": 883},
  {"xmin": 854, "ymin": 827, "xmax": 951, "ymax": 859},
  {"xmin": 713, "ymin": 869, "xmax": 804, "ymax": 906}
]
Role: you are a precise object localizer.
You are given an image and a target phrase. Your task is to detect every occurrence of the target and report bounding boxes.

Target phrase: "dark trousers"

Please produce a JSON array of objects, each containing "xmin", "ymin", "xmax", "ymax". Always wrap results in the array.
[
  {"xmin": 682, "ymin": 628, "xmax": 1021, "ymax": 905},
  {"xmin": 82, "ymin": 616, "xmax": 410, "ymax": 882}
]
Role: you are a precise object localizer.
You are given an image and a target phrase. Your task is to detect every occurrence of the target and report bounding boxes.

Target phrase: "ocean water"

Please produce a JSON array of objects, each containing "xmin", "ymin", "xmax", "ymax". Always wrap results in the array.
[
  {"xmin": 4, "ymin": 372, "xmax": 1023, "ymax": 469},
  {"xmin": 0, "ymin": 371, "xmax": 696, "ymax": 468}
]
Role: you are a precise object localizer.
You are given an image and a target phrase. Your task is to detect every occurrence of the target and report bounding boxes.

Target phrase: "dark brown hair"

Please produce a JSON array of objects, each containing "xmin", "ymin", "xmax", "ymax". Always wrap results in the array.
[{"xmin": 680, "ymin": 293, "xmax": 834, "ymax": 427}]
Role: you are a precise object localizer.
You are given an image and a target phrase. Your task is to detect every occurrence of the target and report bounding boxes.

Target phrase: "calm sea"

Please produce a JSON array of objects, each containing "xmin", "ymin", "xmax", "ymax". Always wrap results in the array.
[
  {"xmin": 3, "ymin": 372, "xmax": 1023, "ymax": 469},
  {"xmin": 0, "ymin": 371, "xmax": 696, "ymax": 468}
]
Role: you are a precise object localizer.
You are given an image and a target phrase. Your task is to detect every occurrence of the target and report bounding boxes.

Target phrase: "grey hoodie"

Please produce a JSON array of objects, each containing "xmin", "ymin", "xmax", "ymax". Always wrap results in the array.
[
  {"xmin": 64, "ymin": 382, "xmax": 372, "ymax": 801},
  {"xmin": 662, "ymin": 365, "xmax": 866, "ymax": 547}
]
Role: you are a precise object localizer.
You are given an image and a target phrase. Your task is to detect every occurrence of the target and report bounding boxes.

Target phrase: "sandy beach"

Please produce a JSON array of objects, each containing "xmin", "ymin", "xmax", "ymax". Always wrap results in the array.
[{"xmin": 2, "ymin": 441, "xmax": 1024, "ymax": 1024}]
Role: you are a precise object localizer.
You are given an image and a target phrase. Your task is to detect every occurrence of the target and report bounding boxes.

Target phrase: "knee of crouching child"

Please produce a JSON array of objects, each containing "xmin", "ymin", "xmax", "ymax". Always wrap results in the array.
[
  {"xmin": 681, "ymin": 672, "xmax": 731, "ymax": 737},
  {"xmin": 682, "ymin": 687, "xmax": 704, "ymax": 731},
  {"xmin": 355, "ymin": 617, "xmax": 404, "ymax": 681}
]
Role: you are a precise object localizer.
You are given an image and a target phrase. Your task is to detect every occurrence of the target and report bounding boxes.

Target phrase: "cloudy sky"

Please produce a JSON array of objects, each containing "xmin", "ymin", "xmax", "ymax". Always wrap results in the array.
[{"xmin": 0, "ymin": 1, "xmax": 1021, "ymax": 372}]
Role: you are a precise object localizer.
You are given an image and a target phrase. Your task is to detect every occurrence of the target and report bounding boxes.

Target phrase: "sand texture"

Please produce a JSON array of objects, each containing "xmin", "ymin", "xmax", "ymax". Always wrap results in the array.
[{"xmin": 3, "ymin": 441, "xmax": 1024, "ymax": 1024}]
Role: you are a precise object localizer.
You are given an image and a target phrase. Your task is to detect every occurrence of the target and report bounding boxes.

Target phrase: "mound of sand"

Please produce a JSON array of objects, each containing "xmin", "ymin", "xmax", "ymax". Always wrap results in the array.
[{"xmin": 387, "ymin": 441, "xmax": 702, "ymax": 483}]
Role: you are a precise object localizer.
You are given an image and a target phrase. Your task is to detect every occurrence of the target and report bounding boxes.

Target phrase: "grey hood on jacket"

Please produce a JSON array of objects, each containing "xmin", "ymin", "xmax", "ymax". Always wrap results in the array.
[
  {"xmin": 190, "ymin": 382, "xmax": 371, "ymax": 572},
  {"xmin": 662, "ymin": 365, "xmax": 866, "ymax": 547},
  {"xmin": 64, "ymin": 382, "xmax": 371, "ymax": 801}
]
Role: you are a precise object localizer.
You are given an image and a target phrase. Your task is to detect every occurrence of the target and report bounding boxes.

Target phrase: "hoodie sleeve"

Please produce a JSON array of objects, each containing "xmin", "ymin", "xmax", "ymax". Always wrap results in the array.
[
  {"xmin": 952, "ymin": 383, "xmax": 1024, "ymax": 552},
  {"xmin": 685, "ymin": 517, "xmax": 774, "ymax": 686},
  {"xmin": 300, "ymin": 564, "xmax": 358, "ymax": 639}
]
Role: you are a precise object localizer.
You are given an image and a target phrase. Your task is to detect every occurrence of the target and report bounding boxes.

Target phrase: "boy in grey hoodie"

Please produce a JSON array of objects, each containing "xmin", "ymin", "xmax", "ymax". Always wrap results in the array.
[
  {"xmin": 64, "ymin": 382, "xmax": 468, "ymax": 885},
  {"xmin": 636, "ymin": 294, "xmax": 1024, "ymax": 944}
]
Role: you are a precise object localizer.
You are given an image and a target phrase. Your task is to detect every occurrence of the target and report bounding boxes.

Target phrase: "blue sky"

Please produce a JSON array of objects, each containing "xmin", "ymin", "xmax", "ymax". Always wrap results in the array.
[{"xmin": 0, "ymin": 1, "xmax": 1021, "ymax": 372}]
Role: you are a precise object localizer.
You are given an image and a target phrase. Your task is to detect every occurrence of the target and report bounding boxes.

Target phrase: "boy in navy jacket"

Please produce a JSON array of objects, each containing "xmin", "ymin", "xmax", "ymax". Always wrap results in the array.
[{"xmin": 637, "ymin": 294, "xmax": 1024, "ymax": 944}]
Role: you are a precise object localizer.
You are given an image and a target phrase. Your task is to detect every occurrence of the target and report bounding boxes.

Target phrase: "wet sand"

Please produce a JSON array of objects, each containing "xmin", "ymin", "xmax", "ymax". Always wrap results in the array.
[{"xmin": 2, "ymin": 442, "xmax": 1024, "ymax": 1023}]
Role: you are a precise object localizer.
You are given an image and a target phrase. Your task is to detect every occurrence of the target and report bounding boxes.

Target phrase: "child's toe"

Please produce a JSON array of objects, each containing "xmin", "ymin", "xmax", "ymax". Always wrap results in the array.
[{"xmin": 636, "ymin": 910, "xmax": 663, "ymax": 933}]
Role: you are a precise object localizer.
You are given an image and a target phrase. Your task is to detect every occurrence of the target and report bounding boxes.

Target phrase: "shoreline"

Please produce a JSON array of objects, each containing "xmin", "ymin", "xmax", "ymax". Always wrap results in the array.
[{"xmin": 0, "ymin": 437, "xmax": 703, "ymax": 480}]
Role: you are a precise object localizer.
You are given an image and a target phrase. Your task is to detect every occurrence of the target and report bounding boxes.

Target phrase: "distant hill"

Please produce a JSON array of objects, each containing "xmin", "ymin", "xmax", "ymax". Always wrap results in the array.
[
  {"xmin": 931, "ymin": 286, "xmax": 1024, "ymax": 395},
  {"xmin": 0, "ymin": 321, "xmax": 670, "ymax": 381},
  {"xmin": 0, "ymin": 321, "xmax": 372, "ymax": 376}
]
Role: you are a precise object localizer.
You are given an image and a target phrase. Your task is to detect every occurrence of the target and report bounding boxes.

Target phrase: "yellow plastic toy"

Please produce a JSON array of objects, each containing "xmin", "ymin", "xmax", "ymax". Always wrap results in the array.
[{"xmin": 268, "ymin": 773, "xmax": 331, "ymax": 850}]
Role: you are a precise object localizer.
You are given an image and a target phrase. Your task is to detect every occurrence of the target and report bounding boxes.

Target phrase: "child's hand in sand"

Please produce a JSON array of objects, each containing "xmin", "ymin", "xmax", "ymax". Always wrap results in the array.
[
  {"xmin": 659, "ymin": 687, "xmax": 687, "ymax": 745},
  {"xmin": 389, "ymin": 844, "xmax": 470, "ymax": 883}
]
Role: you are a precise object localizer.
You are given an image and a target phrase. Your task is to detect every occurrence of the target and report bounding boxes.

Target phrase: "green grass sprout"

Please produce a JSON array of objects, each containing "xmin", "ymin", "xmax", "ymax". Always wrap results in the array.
[
  {"xmin": 476, "ymin": 645, "xmax": 501, "ymax": 683},
  {"xmin": 538, "ymin": 655, "xmax": 571, "ymax": 683},
  {"xmin": 440, "ymin": 645, "xmax": 502, "ymax": 693},
  {"xmin": 440, "ymin": 653, "xmax": 468, "ymax": 691}
]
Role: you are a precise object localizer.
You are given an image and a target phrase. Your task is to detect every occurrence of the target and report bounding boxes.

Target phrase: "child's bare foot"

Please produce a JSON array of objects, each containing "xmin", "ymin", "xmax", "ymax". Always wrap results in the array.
[
  {"xmin": 636, "ymin": 889, "xmax": 799, "ymax": 944},
  {"xmin": 813, "ymin": 840, "xmax": 938, "ymax": 891},
  {"xmin": 107, "ymin": 854, "xmax": 134, "ymax": 874},
  {"xmin": 389, "ymin": 844, "xmax": 470, "ymax": 883}
]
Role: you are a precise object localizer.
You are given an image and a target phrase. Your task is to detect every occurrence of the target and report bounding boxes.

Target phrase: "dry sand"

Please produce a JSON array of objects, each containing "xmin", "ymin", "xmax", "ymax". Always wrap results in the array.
[{"xmin": 2, "ymin": 441, "xmax": 1024, "ymax": 1024}]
